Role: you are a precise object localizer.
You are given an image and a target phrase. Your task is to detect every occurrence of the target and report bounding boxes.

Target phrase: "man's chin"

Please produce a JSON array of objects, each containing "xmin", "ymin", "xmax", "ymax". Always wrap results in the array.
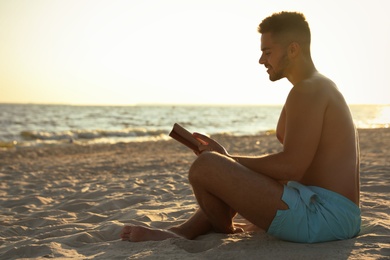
[
  {"xmin": 269, "ymin": 76, "xmax": 280, "ymax": 82},
  {"xmin": 268, "ymin": 73, "xmax": 284, "ymax": 82}
]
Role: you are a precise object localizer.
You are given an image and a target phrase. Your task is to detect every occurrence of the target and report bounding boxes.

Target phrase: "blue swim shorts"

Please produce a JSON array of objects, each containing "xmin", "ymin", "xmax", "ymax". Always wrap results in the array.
[{"xmin": 267, "ymin": 181, "xmax": 361, "ymax": 243}]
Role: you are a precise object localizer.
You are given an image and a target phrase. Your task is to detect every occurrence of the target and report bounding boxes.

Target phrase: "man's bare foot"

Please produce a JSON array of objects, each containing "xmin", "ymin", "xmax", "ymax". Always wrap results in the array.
[{"xmin": 120, "ymin": 225, "xmax": 181, "ymax": 242}]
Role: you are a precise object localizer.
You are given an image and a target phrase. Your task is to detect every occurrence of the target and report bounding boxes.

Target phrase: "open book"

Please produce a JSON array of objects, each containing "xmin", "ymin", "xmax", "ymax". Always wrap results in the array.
[{"xmin": 169, "ymin": 123, "xmax": 201, "ymax": 153}]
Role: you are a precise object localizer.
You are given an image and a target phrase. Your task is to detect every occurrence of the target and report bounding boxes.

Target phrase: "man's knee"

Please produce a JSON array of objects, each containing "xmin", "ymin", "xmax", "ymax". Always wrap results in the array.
[{"xmin": 189, "ymin": 152, "xmax": 222, "ymax": 184}]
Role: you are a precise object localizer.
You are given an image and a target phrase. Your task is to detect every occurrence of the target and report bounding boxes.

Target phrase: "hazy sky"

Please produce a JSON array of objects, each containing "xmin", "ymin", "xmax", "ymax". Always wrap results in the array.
[{"xmin": 1, "ymin": 0, "xmax": 389, "ymax": 105}]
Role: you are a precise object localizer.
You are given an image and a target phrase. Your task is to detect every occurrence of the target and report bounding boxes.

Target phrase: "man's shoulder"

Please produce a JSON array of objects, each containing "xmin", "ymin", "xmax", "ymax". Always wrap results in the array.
[
  {"xmin": 288, "ymin": 74, "xmax": 338, "ymax": 102},
  {"xmin": 296, "ymin": 73, "xmax": 336, "ymax": 90}
]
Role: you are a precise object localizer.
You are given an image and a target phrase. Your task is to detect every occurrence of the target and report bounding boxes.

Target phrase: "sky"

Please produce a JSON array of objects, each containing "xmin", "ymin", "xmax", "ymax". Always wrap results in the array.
[{"xmin": 1, "ymin": 0, "xmax": 389, "ymax": 105}]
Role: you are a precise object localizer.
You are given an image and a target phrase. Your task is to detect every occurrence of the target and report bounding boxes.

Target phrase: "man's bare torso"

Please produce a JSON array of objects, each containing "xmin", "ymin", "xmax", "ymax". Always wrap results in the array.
[{"xmin": 276, "ymin": 73, "xmax": 360, "ymax": 205}]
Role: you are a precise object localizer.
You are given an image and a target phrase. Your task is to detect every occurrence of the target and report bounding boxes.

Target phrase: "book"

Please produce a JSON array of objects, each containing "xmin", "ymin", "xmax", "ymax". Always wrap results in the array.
[{"xmin": 169, "ymin": 123, "xmax": 201, "ymax": 153}]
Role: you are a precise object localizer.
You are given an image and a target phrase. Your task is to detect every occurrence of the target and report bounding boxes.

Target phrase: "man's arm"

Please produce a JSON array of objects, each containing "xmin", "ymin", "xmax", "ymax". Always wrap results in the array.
[{"xmin": 231, "ymin": 82, "xmax": 328, "ymax": 181}]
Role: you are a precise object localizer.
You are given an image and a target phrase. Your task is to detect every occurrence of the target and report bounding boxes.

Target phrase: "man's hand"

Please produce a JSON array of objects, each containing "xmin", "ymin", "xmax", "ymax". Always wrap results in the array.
[{"xmin": 192, "ymin": 133, "xmax": 229, "ymax": 156}]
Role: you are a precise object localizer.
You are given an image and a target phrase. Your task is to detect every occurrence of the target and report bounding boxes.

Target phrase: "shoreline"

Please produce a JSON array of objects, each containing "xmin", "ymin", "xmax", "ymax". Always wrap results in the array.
[
  {"xmin": 0, "ymin": 127, "xmax": 387, "ymax": 152},
  {"xmin": 0, "ymin": 128, "xmax": 389, "ymax": 259}
]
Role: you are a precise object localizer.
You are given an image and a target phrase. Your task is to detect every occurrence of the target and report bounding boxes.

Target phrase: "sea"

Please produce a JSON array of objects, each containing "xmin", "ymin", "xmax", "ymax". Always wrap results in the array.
[{"xmin": 0, "ymin": 103, "xmax": 389, "ymax": 149}]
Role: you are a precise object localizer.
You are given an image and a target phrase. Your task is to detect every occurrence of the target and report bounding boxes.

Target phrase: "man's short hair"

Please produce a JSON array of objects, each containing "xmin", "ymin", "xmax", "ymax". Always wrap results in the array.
[{"xmin": 258, "ymin": 12, "xmax": 311, "ymax": 47}]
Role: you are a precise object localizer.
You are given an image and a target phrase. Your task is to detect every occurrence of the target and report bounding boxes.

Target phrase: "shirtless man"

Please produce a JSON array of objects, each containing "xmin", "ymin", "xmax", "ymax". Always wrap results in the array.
[{"xmin": 121, "ymin": 11, "xmax": 361, "ymax": 243}]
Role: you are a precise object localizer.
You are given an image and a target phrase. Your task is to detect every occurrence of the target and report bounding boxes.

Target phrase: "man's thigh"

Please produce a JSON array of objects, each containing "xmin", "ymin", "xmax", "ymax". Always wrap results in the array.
[{"xmin": 189, "ymin": 152, "xmax": 288, "ymax": 230}]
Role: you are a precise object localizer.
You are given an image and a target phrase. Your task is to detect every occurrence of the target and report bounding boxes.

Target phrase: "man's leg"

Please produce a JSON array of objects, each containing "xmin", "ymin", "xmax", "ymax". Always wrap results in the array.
[
  {"xmin": 121, "ymin": 151, "xmax": 287, "ymax": 242},
  {"xmin": 121, "ymin": 205, "xmax": 214, "ymax": 242},
  {"xmin": 188, "ymin": 151, "xmax": 288, "ymax": 233}
]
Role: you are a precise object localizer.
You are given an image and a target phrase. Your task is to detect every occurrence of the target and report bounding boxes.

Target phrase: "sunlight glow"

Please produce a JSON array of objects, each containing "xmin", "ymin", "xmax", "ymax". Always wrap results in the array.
[{"xmin": 375, "ymin": 106, "xmax": 390, "ymax": 127}]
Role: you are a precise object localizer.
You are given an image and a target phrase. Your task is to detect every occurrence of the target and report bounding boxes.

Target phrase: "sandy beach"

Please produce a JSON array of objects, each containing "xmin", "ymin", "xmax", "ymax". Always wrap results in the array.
[{"xmin": 0, "ymin": 128, "xmax": 389, "ymax": 259}]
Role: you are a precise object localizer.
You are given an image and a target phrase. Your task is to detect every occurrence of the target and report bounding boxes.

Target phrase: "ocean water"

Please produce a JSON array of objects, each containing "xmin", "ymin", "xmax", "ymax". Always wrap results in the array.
[{"xmin": 0, "ymin": 104, "xmax": 389, "ymax": 148}]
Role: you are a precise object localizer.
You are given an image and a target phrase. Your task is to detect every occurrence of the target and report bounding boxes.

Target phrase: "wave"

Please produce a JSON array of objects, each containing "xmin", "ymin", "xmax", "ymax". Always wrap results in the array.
[{"xmin": 20, "ymin": 128, "xmax": 169, "ymax": 142}]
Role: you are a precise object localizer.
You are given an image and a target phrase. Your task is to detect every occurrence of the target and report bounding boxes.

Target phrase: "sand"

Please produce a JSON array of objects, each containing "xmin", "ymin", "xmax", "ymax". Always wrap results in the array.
[{"xmin": 0, "ymin": 128, "xmax": 389, "ymax": 259}]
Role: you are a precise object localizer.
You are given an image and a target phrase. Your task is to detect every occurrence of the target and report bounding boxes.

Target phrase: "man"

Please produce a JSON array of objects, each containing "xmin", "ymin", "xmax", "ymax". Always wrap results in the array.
[{"xmin": 121, "ymin": 11, "xmax": 361, "ymax": 243}]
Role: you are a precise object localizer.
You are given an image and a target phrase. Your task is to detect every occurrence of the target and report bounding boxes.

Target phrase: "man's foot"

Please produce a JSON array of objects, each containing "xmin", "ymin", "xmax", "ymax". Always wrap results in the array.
[{"xmin": 120, "ymin": 225, "xmax": 181, "ymax": 242}]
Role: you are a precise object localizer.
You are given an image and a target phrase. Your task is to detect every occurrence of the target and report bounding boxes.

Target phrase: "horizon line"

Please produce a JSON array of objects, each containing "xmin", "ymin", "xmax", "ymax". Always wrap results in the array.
[{"xmin": 0, "ymin": 102, "xmax": 389, "ymax": 106}]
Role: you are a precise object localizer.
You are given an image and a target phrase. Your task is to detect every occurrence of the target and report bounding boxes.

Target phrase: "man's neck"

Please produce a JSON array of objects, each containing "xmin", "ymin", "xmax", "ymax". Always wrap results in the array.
[{"xmin": 287, "ymin": 59, "xmax": 317, "ymax": 86}]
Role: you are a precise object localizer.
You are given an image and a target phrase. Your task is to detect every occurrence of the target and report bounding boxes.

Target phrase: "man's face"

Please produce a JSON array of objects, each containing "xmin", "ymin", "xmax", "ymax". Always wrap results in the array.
[{"xmin": 259, "ymin": 33, "xmax": 289, "ymax": 82}]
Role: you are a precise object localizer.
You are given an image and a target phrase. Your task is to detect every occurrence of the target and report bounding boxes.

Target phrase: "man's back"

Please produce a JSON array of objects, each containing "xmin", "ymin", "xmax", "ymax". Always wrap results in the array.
[{"xmin": 277, "ymin": 73, "xmax": 360, "ymax": 204}]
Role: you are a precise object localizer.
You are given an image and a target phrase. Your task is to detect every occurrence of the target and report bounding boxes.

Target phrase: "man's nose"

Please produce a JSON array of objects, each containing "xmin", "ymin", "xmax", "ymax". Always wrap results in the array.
[{"xmin": 259, "ymin": 54, "xmax": 265, "ymax": 64}]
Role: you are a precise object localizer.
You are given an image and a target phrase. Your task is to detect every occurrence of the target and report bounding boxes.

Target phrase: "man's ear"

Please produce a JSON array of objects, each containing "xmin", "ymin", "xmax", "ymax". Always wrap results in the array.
[{"xmin": 288, "ymin": 42, "xmax": 300, "ymax": 58}]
